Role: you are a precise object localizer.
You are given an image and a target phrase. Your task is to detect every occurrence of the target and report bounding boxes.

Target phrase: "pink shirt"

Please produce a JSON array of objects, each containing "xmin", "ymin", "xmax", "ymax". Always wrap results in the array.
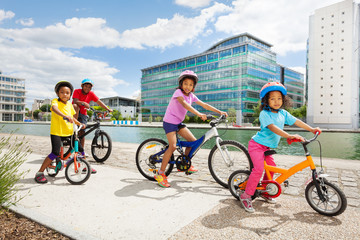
[
  {"xmin": 163, "ymin": 89, "xmax": 199, "ymax": 124},
  {"xmin": 72, "ymin": 89, "xmax": 99, "ymax": 115}
]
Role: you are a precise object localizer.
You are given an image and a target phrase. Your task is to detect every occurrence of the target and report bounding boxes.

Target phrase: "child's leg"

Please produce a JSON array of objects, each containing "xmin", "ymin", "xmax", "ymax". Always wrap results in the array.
[
  {"xmin": 178, "ymin": 127, "xmax": 196, "ymax": 156},
  {"xmin": 160, "ymin": 131, "xmax": 177, "ymax": 172},
  {"xmin": 262, "ymin": 154, "xmax": 276, "ymax": 181},
  {"xmin": 244, "ymin": 140, "xmax": 267, "ymax": 196}
]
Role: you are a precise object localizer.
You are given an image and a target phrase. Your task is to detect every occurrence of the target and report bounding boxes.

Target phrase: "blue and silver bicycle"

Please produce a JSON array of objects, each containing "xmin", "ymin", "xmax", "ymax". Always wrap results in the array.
[{"xmin": 135, "ymin": 115, "xmax": 251, "ymax": 188}]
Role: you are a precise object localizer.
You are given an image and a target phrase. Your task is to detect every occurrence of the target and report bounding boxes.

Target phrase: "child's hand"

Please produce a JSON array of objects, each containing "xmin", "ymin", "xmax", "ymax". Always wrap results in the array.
[
  {"xmin": 64, "ymin": 116, "xmax": 74, "ymax": 123},
  {"xmin": 288, "ymin": 134, "xmax": 305, "ymax": 142},
  {"xmin": 220, "ymin": 111, "xmax": 228, "ymax": 117},
  {"xmin": 81, "ymin": 123, "xmax": 86, "ymax": 129},
  {"xmin": 199, "ymin": 114, "xmax": 207, "ymax": 121},
  {"xmin": 311, "ymin": 127, "xmax": 322, "ymax": 135}
]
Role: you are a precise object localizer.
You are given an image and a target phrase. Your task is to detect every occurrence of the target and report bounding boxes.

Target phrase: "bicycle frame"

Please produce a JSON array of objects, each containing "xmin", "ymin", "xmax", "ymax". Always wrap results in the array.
[
  {"xmin": 177, "ymin": 126, "xmax": 221, "ymax": 159},
  {"xmin": 262, "ymin": 155, "xmax": 316, "ymax": 186},
  {"xmin": 150, "ymin": 116, "xmax": 229, "ymax": 165}
]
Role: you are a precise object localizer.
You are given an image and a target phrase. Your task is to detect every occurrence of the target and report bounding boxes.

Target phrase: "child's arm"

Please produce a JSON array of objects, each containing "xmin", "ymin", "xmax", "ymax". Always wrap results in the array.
[
  {"xmin": 293, "ymin": 119, "xmax": 322, "ymax": 134},
  {"xmin": 177, "ymin": 97, "xmax": 207, "ymax": 121},
  {"xmin": 96, "ymin": 99, "xmax": 113, "ymax": 112},
  {"xmin": 196, "ymin": 100, "xmax": 228, "ymax": 117},
  {"xmin": 267, "ymin": 124, "xmax": 305, "ymax": 142},
  {"xmin": 51, "ymin": 105, "xmax": 74, "ymax": 123}
]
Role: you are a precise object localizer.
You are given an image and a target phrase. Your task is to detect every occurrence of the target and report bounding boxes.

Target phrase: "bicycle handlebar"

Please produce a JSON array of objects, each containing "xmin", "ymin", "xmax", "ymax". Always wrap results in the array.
[
  {"xmin": 207, "ymin": 114, "xmax": 227, "ymax": 127},
  {"xmin": 287, "ymin": 131, "xmax": 321, "ymax": 145},
  {"xmin": 63, "ymin": 117, "xmax": 84, "ymax": 135}
]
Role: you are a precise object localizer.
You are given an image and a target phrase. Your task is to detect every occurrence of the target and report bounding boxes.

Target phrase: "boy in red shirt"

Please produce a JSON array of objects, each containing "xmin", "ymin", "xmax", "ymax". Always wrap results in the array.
[{"xmin": 72, "ymin": 78, "xmax": 113, "ymax": 173}]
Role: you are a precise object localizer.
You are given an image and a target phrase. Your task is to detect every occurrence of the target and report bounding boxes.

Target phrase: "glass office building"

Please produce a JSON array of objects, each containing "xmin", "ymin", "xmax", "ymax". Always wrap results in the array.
[{"xmin": 141, "ymin": 33, "xmax": 304, "ymax": 125}]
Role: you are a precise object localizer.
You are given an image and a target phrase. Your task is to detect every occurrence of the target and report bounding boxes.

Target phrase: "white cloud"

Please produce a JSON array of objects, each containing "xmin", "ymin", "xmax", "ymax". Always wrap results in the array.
[
  {"xmin": 175, "ymin": 0, "xmax": 212, "ymax": 9},
  {"xmin": 0, "ymin": 45, "xmax": 126, "ymax": 106},
  {"xmin": 119, "ymin": 2, "xmax": 231, "ymax": 49},
  {"xmin": 0, "ymin": 9, "xmax": 15, "ymax": 23},
  {"xmin": 214, "ymin": 0, "xmax": 341, "ymax": 55},
  {"xmin": 16, "ymin": 18, "xmax": 34, "ymax": 26}
]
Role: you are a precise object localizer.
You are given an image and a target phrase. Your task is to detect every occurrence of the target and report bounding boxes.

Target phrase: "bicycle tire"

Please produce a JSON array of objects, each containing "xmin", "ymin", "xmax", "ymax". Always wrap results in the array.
[
  {"xmin": 135, "ymin": 138, "xmax": 174, "ymax": 181},
  {"xmin": 208, "ymin": 140, "xmax": 252, "ymax": 188},
  {"xmin": 91, "ymin": 131, "xmax": 112, "ymax": 162},
  {"xmin": 305, "ymin": 178, "xmax": 347, "ymax": 216},
  {"xmin": 65, "ymin": 156, "xmax": 91, "ymax": 185},
  {"xmin": 228, "ymin": 170, "xmax": 251, "ymax": 200}
]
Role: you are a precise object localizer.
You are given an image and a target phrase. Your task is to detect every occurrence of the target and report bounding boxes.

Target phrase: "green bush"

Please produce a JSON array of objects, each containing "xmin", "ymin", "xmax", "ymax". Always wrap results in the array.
[{"xmin": 0, "ymin": 134, "xmax": 31, "ymax": 209}]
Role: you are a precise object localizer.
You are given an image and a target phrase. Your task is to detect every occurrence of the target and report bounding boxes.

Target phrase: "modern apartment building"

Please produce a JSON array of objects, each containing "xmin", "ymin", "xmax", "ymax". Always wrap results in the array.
[
  {"xmin": 0, "ymin": 70, "xmax": 26, "ymax": 121},
  {"xmin": 141, "ymin": 33, "xmax": 304, "ymax": 125},
  {"xmin": 307, "ymin": 0, "xmax": 360, "ymax": 129}
]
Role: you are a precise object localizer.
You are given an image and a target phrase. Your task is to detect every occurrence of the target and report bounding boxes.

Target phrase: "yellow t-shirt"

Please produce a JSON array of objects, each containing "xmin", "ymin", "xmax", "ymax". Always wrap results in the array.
[{"xmin": 50, "ymin": 98, "xmax": 75, "ymax": 136}]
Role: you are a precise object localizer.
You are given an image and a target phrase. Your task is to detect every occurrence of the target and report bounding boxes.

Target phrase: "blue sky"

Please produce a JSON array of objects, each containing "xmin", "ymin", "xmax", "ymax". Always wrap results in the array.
[{"xmin": 0, "ymin": 0, "xmax": 342, "ymax": 108}]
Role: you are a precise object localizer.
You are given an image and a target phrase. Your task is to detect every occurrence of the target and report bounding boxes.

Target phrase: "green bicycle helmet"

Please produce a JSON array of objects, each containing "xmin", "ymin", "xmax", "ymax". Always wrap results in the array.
[{"xmin": 54, "ymin": 81, "xmax": 74, "ymax": 96}]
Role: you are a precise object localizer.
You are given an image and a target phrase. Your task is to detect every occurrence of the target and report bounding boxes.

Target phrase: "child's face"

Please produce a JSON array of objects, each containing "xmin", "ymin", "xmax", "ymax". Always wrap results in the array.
[
  {"xmin": 57, "ymin": 86, "xmax": 71, "ymax": 102},
  {"xmin": 268, "ymin": 91, "xmax": 283, "ymax": 110},
  {"xmin": 82, "ymin": 83, "xmax": 92, "ymax": 94},
  {"xmin": 181, "ymin": 78, "xmax": 195, "ymax": 95}
]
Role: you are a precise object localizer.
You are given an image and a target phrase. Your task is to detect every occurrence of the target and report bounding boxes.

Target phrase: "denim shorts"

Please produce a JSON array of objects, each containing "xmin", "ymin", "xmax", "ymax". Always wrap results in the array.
[
  {"xmin": 78, "ymin": 113, "xmax": 89, "ymax": 124},
  {"xmin": 163, "ymin": 121, "xmax": 186, "ymax": 134}
]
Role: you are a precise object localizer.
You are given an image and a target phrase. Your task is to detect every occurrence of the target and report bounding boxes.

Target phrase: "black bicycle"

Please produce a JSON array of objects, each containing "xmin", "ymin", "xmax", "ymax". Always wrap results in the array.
[{"xmin": 62, "ymin": 107, "xmax": 112, "ymax": 162}]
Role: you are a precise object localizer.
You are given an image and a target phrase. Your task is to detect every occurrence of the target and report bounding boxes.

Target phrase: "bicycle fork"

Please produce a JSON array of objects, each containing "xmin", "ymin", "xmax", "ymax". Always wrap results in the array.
[{"xmin": 215, "ymin": 137, "xmax": 233, "ymax": 167}]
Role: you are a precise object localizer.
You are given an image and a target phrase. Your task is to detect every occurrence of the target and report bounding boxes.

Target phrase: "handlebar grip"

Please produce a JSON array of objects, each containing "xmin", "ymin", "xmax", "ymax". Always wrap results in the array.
[
  {"xmin": 206, "ymin": 115, "xmax": 215, "ymax": 120},
  {"xmin": 314, "ymin": 130, "xmax": 321, "ymax": 136},
  {"xmin": 287, "ymin": 138, "xmax": 302, "ymax": 145}
]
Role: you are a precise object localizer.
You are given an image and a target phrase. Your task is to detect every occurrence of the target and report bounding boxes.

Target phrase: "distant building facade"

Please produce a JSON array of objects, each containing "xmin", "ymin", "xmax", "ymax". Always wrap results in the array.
[
  {"xmin": 307, "ymin": 0, "xmax": 360, "ymax": 129},
  {"xmin": 92, "ymin": 96, "xmax": 139, "ymax": 118},
  {"xmin": 31, "ymin": 98, "xmax": 51, "ymax": 112},
  {"xmin": 141, "ymin": 33, "xmax": 304, "ymax": 125},
  {"xmin": 0, "ymin": 70, "xmax": 26, "ymax": 121}
]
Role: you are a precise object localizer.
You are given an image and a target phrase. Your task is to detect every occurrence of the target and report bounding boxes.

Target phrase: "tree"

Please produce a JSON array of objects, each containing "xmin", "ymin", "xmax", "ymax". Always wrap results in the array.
[
  {"xmin": 33, "ymin": 109, "xmax": 41, "ymax": 119},
  {"xmin": 40, "ymin": 104, "xmax": 51, "ymax": 112},
  {"xmin": 228, "ymin": 108, "xmax": 236, "ymax": 117}
]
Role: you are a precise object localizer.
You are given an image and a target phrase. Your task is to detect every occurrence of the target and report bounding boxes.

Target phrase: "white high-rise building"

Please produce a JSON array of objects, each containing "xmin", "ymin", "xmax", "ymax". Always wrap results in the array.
[
  {"xmin": 307, "ymin": 0, "xmax": 360, "ymax": 129},
  {"xmin": 0, "ymin": 70, "xmax": 26, "ymax": 121}
]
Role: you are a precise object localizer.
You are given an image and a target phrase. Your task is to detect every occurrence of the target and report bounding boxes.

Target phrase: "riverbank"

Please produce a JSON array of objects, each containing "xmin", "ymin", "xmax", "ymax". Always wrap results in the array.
[{"xmin": 4, "ymin": 120, "xmax": 360, "ymax": 133}]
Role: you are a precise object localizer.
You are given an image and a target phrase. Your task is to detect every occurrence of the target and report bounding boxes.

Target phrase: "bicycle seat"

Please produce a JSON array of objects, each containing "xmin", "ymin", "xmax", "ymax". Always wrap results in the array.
[{"xmin": 264, "ymin": 150, "xmax": 277, "ymax": 156}]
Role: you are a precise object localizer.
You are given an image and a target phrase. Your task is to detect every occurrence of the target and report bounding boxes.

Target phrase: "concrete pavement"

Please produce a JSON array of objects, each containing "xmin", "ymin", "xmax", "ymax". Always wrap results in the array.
[{"xmin": 9, "ymin": 142, "xmax": 360, "ymax": 240}]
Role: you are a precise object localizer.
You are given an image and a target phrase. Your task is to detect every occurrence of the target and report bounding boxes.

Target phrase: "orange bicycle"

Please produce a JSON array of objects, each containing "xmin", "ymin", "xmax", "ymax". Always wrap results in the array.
[{"xmin": 228, "ymin": 132, "xmax": 347, "ymax": 216}]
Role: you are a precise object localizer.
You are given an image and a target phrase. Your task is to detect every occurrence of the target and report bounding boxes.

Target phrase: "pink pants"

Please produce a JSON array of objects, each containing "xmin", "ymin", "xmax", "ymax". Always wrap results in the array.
[{"xmin": 245, "ymin": 139, "xmax": 276, "ymax": 196}]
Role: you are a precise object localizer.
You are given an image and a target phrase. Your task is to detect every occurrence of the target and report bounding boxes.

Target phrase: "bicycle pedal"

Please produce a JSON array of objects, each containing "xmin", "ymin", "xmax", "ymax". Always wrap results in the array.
[
  {"xmin": 284, "ymin": 180, "xmax": 289, "ymax": 187},
  {"xmin": 185, "ymin": 171, "xmax": 193, "ymax": 175}
]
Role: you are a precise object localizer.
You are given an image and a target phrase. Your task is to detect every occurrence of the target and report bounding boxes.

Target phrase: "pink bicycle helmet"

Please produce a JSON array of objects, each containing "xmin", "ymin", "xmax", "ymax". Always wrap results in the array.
[
  {"xmin": 178, "ymin": 70, "xmax": 198, "ymax": 86},
  {"xmin": 260, "ymin": 82, "xmax": 287, "ymax": 99}
]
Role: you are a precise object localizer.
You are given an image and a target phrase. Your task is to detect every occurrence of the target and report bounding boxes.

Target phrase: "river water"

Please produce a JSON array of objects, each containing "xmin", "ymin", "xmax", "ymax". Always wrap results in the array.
[{"xmin": 1, "ymin": 122, "xmax": 359, "ymax": 160}]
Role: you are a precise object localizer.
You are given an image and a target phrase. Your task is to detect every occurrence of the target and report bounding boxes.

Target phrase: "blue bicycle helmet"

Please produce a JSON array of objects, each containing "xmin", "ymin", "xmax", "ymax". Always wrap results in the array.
[
  {"xmin": 260, "ymin": 82, "xmax": 287, "ymax": 99},
  {"xmin": 81, "ymin": 78, "xmax": 94, "ymax": 86}
]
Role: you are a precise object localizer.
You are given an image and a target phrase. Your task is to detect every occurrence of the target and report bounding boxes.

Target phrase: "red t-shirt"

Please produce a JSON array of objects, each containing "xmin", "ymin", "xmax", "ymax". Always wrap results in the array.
[{"xmin": 72, "ymin": 89, "xmax": 99, "ymax": 115}]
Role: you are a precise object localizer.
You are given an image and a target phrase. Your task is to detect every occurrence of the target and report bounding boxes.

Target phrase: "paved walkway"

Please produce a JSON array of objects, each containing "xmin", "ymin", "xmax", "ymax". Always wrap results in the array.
[{"xmin": 6, "ymin": 134, "xmax": 360, "ymax": 239}]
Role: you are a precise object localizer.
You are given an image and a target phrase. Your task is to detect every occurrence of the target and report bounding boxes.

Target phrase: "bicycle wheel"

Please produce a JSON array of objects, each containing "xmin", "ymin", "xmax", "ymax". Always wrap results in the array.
[
  {"xmin": 65, "ymin": 156, "xmax": 91, "ymax": 185},
  {"xmin": 208, "ymin": 140, "xmax": 252, "ymax": 188},
  {"xmin": 228, "ymin": 170, "xmax": 251, "ymax": 200},
  {"xmin": 91, "ymin": 131, "xmax": 112, "ymax": 162},
  {"xmin": 305, "ymin": 178, "xmax": 347, "ymax": 216},
  {"xmin": 135, "ymin": 138, "xmax": 174, "ymax": 181}
]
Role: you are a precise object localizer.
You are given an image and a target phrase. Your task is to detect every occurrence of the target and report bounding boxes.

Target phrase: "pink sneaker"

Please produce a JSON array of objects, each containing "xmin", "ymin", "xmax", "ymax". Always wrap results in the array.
[{"xmin": 240, "ymin": 193, "xmax": 255, "ymax": 213}]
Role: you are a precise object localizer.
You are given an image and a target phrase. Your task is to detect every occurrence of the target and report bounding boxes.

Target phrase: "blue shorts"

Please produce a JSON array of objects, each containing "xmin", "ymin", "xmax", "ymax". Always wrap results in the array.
[
  {"xmin": 163, "ymin": 121, "xmax": 186, "ymax": 134},
  {"xmin": 78, "ymin": 113, "xmax": 89, "ymax": 124}
]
